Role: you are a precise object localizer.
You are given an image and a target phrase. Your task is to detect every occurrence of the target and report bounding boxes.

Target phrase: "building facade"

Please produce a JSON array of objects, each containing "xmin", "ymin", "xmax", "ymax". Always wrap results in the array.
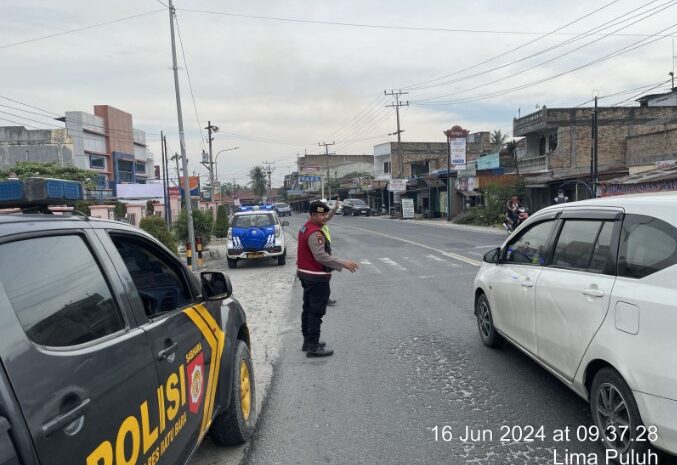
[{"xmin": 0, "ymin": 127, "xmax": 74, "ymax": 169}]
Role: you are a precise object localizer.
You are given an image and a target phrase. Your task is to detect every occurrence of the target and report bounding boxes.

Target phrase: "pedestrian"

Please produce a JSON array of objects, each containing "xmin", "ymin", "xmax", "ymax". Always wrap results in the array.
[
  {"xmin": 297, "ymin": 200, "xmax": 359, "ymax": 357},
  {"xmin": 553, "ymin": 189, "xmax": 569, "ymax": 204},
  {"xmin": 322, "ymin": 198, "xmax": 340, "ymax": 306}
]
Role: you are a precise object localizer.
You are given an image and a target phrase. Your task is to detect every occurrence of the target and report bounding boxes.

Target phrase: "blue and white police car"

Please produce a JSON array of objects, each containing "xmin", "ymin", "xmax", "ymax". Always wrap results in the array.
[{"xmin": 227, "ymin": 205, "xmax": 288, "ymax": 268}]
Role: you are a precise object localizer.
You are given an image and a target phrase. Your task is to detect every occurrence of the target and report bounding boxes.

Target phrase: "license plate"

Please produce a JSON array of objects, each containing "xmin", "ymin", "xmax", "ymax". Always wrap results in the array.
[{"xmin": 248, "ymin": 252, "xmax": 264, "ymax": 258}]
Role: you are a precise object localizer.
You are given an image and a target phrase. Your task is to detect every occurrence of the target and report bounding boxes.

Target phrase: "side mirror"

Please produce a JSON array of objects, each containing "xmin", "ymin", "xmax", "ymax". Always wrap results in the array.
[
  {"xmin": 201, "ymin": 271, "xmax": 233, "ymax": 300},
  {"xmin": 281, "ymin": 220, "xmax": 289, "ymax": 227},
  {"xmin": 483, "ymin": 248, "xmax": 500, "ymax": 264}
]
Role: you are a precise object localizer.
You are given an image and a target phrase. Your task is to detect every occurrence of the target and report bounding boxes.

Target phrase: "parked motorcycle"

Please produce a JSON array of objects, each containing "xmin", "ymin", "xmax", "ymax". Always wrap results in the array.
[{"xmin": 503, "ymin": 206, "xmax": 529, "ymax": 233}]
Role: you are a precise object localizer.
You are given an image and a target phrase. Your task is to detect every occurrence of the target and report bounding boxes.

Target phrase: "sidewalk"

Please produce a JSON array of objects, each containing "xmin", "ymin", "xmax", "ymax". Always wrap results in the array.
[{"xmin": 367, "ymin": 215, "xmax": 506, "ymax": 235}]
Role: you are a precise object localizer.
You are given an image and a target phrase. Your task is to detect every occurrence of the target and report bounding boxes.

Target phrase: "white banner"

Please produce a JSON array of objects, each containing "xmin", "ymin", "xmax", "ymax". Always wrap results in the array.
[
  {"xmin": 388, "ymin": 179, "xmax": 407, "ymax": 192},
  {"xmin": 401, "ymin": 198, "xmax": 415, "ymax": 219},
  {"xmin": 449, "ymin": 137, "xmax": 467, "ymax": 166}
]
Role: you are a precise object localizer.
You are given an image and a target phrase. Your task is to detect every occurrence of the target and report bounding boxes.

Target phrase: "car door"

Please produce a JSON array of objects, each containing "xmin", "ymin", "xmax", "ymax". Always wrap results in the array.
[
  {"xmin": 101, "ymin": 230, "xmax": 223, "ymax": 465},
  {"xmin": 534, "ymin": 210, "xmax": 622, "ymax": 381},
  {"xmin": 489, "ymin": 218, "xmax": 558, "ymax": 354},
  {"xmin": 0, "ymin": 231, "xmax": 161, "ymax": 465}
]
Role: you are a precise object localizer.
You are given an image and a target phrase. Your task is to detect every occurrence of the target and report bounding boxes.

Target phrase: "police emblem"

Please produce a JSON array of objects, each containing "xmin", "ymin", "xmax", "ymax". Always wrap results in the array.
[
  {"xmin": 186, "ymin": 352, "xmax": 205, "ymax": 414},
  {"xmin": 316, "ymin": 232, "xmax": 323, "ymax": 246}
]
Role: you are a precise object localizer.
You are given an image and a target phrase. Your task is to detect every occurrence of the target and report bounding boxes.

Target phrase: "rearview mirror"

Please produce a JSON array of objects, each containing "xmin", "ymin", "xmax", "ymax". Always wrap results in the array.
[
  {"xmin": 201, "ymin": 271, "xmax": 233, "ymax": 300},
  {"xmin": 281, "ymin": 220, "xmax": 289, "ymax": 227},
  {"xmin": 483, "ymin": 248, "xmax": 500, "ymax": 264}
]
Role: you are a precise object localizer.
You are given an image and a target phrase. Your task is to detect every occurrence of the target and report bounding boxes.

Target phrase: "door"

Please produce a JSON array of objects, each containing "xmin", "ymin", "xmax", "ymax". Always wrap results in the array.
[
  {"xmin": 0, "ymin": 233, "xmax": 161, "ymax": 465},
  {"xmin": 490, "ymin": 219, "xmax": 557, "ymax": 353},
  {"xmin": 535, "ymin": 219, "xmax": 619, "ymax": 380},
  {"xmin": 104, "ymin": 232, "xmax": 223, "ymax": 465}
]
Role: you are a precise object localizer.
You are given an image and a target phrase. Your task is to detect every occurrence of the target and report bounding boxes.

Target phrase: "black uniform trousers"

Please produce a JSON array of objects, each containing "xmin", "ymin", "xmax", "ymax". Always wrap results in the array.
[{"xmin": 300, "ymin": 278, "xmax": 331, "ymax": 345}]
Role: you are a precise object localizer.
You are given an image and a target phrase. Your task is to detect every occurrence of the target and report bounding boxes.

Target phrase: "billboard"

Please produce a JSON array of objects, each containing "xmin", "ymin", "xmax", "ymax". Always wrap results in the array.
[
  {"xmin": 388, "ymin": 179, "xmax": 407, "ymax": 192},
  {"xmin": 477, "ymin": 153, "xmax": 500, "ymax": 170},
  {"xmin": 450, "ymin": 137, "xmax": 467, "ymax": 166},
  {"xmin": 179, "ymin": 176, "xmax": 200, "ymax": 197},
  {"xmin": 299, "ymin": 175, "xmax": 322, "ymax": 182}
]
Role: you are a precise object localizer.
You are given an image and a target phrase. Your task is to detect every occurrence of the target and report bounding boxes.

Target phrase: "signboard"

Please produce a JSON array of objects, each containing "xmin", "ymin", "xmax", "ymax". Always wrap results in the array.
[
  {"xmin": 457, "ymin": 161, "xmax": 477, "ymax": 177},
  {"xmin": 388, "ymin": 179, "xmax": 407, "ymax": 192},
  {"xmin": 287, "ymin": 189, "xmax": 306, "ymax": 196},
  {"xmin": 456, "ymin": 176, "xmax": 477, "ymax": 192},
  {"xmin": 179, "ymin": 176, "xmax": 200, "ymax": 197},
  {"xmin": 449, "ymin": 137, "xmax": 467, "ymax": 166},
  {"xmin": 301, "ymin": 166, "xmax": 321, "ymax": 173},
  {"xmin": 116, "ymin": 183, "xmax": 165, "ymax": 199},
  {"xmin": 401, "ymin": 198, "xmax": 415, "ymax": 219},
  {"xmin": 477, "ymin": 152, "xmax": 500, "ymax": 170},
  {"xmin": 299, "ymin": 175, "xmax": 322, "ymax": 182}
]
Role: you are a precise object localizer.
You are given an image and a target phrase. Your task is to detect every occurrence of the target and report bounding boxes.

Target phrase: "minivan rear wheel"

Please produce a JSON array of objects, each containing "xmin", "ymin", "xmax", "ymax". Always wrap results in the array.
[
  {"xmin": 476, "ymin": 293, "xmax": 503, "ymax": 348},
  {"xmin": 590, "ymin": 368, "xmax": 649, "ymax": 460}
]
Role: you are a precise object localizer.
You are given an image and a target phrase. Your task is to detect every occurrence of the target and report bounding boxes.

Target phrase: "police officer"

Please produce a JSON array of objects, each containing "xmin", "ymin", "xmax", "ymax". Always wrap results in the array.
[{"xmin": 297, "ymin": 200, "xmax": 359, "ymax": 357}]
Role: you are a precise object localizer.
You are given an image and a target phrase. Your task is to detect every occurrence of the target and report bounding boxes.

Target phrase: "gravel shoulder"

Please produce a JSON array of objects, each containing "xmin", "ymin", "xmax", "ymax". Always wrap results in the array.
[{"xmin": 190, "ymin": 229, "xmax": 297, "ymax": 465}]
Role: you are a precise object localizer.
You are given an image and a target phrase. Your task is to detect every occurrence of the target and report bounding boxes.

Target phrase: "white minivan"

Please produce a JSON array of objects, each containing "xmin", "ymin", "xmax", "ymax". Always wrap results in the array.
[{"xmin": 473, "ymin": 193, "xmax": 677, "ymax": 459}]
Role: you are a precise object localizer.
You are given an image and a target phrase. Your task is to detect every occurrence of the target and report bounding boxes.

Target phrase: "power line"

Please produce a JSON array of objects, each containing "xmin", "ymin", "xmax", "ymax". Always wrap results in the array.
[
  {"xmin": 177, "ymin": 6, "xmax": 677, "ymax": 38},
  {"xmin": 174, "ymin": 13, "xmax": 208, "ymax": 152},
  {"xmin": 414, "ymin": 0, "xmax": 677, "ymax": 101},
  {"xmin": 0, "ymin": 9, "xmax": 165, "ymax": 50}
]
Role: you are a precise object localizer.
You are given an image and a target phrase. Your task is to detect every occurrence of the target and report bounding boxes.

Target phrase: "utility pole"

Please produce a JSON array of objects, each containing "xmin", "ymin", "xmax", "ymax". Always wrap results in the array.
[
  {"xmin": 385, "ymin": 90, "xmax": 409, "ymax": 178},
  {"xmin": 160, "ymin": 131, "xmax": 168, "ymax": 226},
  {"xmin": 318, "ymin": 141, "xmax": 335, "ymax": 199},
  {"xmin": 263, "ymin": 161, "xmax": 275, "ymax": 202},
  {"xmin": 171, "ymin": 152, "xmax": 180, "ymax": 184},
  {"xmin": 162, "ymin": 134, "xmax": 172, "ymax": 225},
  {"xmin": 593, "ymin": 96, "xmax": 599, "ymax": 197},
  {"xmin": 205, "ymin": 121, "xmax": 218, "ymax": 200},
  {"xmin": 167, "ymin": 0, "xmax": 196, "ymax": 269}
]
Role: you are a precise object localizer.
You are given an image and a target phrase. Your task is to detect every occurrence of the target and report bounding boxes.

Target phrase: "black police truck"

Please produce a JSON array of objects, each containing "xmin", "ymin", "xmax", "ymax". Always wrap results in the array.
[{"xmin": 0, "ymin": 178, "xmax": 256, "ymax": 465}]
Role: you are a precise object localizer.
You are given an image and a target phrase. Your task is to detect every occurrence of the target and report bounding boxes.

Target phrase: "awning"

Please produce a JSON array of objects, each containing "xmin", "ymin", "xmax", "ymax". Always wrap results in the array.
[{"xmin": 458, "ymin": 190, "xmax": 481, "ymax": 197}]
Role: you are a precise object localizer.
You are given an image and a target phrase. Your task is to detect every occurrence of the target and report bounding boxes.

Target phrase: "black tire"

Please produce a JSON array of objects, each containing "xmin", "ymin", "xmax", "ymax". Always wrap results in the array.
[
  {"xmin": 590, "ymin": 368, "xmax": 649, "ymax": 460},
  {"xmin": 342, "ymin": 210, "xmax": 349, "ymax": 216},
  {"xmin": 277, "ymin": 253, "xmax": 286, "ymax": 266},
  {"xmin": 475, "ymin": 293, "xmax": 504, "ymax": 348},
  {"xmin": 227, "ymin": 258, "xmax": 238, "ymax": 269},
  {"xmin": 210, "ymin": 340, "xmax": 256, "ymax": 445}
]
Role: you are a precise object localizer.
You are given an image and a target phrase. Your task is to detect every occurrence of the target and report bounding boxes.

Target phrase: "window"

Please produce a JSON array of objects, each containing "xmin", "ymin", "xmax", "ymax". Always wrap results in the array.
[
  {"xmin": 384, "ymin": 162, "xmax": 391, "ymax": 174},
  {"xmin": 117, "ymin": 160, "xmax": 134, "ymax": 183},
  {"xmin": 552, "ymin": 220, "xmax": 604, "ymax": 271},
  {"xmin": 505, "ymin": 220, "xmax": 556, "ymax": 265},
  {"xmin": 0, "ymin": 235, "xmax": 124, "ymax": 347},
  {"xmin": 618, "ymin": 215, "xmax": 677, "ymax": 279},
  {"xmin": 135, "ymin": 162, "xmax": 146, "ymax": 174},
  {"xmin": 233, "ymin": 213, "xmax": 275, "ymax": 228},
  {"xmin": 95, "ymin": 174, "xmax": 107, "ymax": 189},
  {"xmin": 89, "ymin": 155, "xmax": 105, "ymax": 169},
  {"xmin": 111, "ymin": 235, "xmax": 193, "ymax": 316}
]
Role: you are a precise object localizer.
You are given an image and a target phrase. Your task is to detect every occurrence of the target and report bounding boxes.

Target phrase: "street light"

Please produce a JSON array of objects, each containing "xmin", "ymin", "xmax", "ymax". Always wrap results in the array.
[{"xmin": 214, "ymin": 147, "xmax": 239, "ymax": 180}]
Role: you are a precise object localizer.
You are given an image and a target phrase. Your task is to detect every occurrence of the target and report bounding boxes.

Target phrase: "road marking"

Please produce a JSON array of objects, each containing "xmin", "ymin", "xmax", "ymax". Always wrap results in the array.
[
  {"xmin": 359, "ymin": 259, "xmax": 382, "ymax": 273},
  {"xmin": 378, "ymin": 257, "xmax": 407, "ymax": 271},
  {"xmin": 426, "ymin": 254, "xmax": 445, "ymax": 262},
  {"xmin": 344, "ymin": 225, "xmax": 482, "ymax": 267}
]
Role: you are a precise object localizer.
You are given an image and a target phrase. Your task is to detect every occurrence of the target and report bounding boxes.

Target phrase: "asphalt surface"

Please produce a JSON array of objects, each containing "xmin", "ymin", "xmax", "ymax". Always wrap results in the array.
[{"xmin": 241, "ymin": 215, "xmax": 671, "ymax": 465}]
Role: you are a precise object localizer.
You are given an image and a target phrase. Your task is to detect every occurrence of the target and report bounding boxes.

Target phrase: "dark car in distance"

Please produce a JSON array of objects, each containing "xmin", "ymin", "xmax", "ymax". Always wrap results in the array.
[
  {"xmin": 274, "ymin": 202, "xmax": 292, "ymax": 216},
  {"xmin": 342, "ymin": 198, "xmax": 371, "ymax": 216}
]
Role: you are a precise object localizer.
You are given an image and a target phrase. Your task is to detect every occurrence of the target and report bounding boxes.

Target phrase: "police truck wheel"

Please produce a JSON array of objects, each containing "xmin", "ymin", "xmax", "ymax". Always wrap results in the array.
[
  {"xmin": 227, "ymin": 258, "xmax": 238, "ymax": 269},
  {"xmin": 210, "ymin": 340, "xmax": 256, "ymax": 446}
]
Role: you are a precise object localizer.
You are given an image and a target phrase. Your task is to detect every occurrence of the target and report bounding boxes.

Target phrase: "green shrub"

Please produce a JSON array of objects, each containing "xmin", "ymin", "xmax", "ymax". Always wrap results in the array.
[
  {"xmin": 213, "ymin": 205, "xmax": 230, "ymax": 238},
  {"xmin": 174, "ymin": 209, "xmax": 214, "ymax": 245},
  {"xmin": 140, "ymin": 215, "xmax": 178, "ymax": 254},
  {"xmin": 74, "ymin": 200, "xmax": 93, "ymax": 216}
]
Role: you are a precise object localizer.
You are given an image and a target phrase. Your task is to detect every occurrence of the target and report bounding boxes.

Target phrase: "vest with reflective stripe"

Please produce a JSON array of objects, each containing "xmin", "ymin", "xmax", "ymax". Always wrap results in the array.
[{"xmin": 297, "ymin": 221, "xmax": 331, "ymax": 277}]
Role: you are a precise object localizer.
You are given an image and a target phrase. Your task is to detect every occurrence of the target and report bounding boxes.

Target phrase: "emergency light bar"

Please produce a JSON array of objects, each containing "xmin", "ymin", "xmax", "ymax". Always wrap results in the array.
[
  {"xmin": 238, "ymin": 205, "xmax": 273, "ymax": 212},
  {"xmin": 0, "ymin": 178, "xmax": 84, "ymax": 208}
]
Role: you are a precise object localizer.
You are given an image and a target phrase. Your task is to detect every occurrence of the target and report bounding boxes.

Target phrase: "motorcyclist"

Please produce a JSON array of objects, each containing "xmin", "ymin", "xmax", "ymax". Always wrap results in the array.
[
  {"xmin": 554, "ymin": 189, "xmax": 569, "ymax": 204},
  {"xmin": 505, "ymin": 195, "xmax": 523, "ymax": 228}
]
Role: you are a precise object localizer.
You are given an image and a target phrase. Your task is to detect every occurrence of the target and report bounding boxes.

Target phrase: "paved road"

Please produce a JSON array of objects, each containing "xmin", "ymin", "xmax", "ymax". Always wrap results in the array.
[{"xmin": 240, "ymin": 215, "xmax": 623, "ymax": 465}]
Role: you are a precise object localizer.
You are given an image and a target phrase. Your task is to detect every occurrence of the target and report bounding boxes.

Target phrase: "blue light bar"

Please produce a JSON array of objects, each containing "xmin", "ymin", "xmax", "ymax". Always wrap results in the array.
[
  {"xmin": 238, "ymin": 205, "xmax": 274, "ymax": 212},
  {"xmin": 0, "ymin": 178, "xmax": 84, "ymax": 208}
]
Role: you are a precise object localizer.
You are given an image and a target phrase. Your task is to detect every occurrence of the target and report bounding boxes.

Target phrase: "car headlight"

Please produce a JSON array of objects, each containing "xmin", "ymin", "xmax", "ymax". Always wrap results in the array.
[
  {"xmin": 227, "ymin": 227, "xmax": 232, "ymax": 240},
  {"xmin": 275, "ymin": 225, "xmax": 281, "ymax": 237}
]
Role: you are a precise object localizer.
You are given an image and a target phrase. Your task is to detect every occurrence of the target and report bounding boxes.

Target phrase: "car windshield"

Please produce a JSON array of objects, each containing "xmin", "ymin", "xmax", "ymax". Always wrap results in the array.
[
  {"xmin": 233, "ymin": 213, "xmax": 275, "ymax": 228},
  {"xmin": 350, "ymin": 199, "xmax": 367, "ymax": 206},
  {"xmin": 275, "ymin": 203, "xmax": 289, "ymax": 208}
]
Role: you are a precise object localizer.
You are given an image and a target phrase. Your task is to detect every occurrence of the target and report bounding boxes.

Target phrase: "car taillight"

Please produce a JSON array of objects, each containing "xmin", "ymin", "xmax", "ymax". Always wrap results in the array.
[{"xmin": 227, "ymin": 228, "xmax": 232, "ymax": 240}]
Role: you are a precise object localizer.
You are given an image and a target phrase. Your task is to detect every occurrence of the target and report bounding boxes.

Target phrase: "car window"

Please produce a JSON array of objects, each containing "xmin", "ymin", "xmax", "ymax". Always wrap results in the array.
[
  {"xmin": 111, "ymin": 234, "xmax": 194, "ymax": 316},
  {"xmin": 589, "ymin": 221, "xmax": 615, "ymax": 273},
  {"xmin": 505, "ymin": 220, "xmax": 556, "ymax": 265},
  {"xmin": 618, "ymin": 214, "xmax": 677, "ymax": 279},
  {"xmin": 233, "ymin": 213, "xmax": 274, "ymax": 228},
  {"xmin": 552, "ymin": 220, "xmax": 605, "ymax": 271},
  {"xmin": 0, "ymin": 235, "xmax": 124, "ymax": 347},
  {"xmin": 351, "ymin": 199, "xmax": 366, "ymax": 205}
]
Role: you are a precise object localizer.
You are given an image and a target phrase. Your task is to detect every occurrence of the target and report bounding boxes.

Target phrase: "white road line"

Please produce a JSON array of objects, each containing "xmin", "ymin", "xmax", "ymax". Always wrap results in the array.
[
  {"xmin": 378, "ymin": 257, "xmax": 407, "ymax": 271},
  {"xmin": 344, "ymin": 225, "xmax": 482, "ymax": 267},
  {"xmin": 360, "ymin": 259, "xmax": 373, "ymax": 265},
  {"xmin": 425, "ymin": 254, "xmax": 445, "ymax": 262},
  {"xmin": 359, "ymin": 259, "xmax": 382, "ymax": 274}
]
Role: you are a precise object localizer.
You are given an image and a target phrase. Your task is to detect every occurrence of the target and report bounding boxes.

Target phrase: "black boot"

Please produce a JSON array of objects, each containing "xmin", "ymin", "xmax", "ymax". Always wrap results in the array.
[
  {"xmin": 306, "ymin": 343, "xmax": 334, "ymax": 357},
  {"xmin": 302, "ymin": 341, "xmax": 326, "ymax": 352}
]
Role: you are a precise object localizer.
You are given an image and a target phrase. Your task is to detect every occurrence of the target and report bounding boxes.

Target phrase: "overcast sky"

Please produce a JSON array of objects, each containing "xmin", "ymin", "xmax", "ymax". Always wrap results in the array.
[{"xmin": 1, "ymin": 0, "xmax": 676, "ymax": 186}]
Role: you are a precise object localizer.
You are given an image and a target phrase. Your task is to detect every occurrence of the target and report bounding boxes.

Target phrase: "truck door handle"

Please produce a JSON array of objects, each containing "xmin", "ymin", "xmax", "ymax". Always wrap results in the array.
[
  {"xmin": 157, "ymin": 341, "xmax": 178, "ymax": 361},
  {"xmin": 42, "ymin": 398, "xmax": 90, "ymax": 437},
  {"xmin": 582, "ymin": 288, "xmax": 605, "ymax": 298},
  {"xmin": 521, "ymin": 281, "xmax": 534, "ymax": 288}
]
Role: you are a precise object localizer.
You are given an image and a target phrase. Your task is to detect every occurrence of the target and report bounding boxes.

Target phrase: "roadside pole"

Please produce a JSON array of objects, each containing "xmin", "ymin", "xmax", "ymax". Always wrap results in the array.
[
  {"xmin": 446, "ymin": 135, "xmax": 451, "ymax": 221},
  {"xmin": 167, "ymin": 0, "xmax": 196, "ymax": 270}
]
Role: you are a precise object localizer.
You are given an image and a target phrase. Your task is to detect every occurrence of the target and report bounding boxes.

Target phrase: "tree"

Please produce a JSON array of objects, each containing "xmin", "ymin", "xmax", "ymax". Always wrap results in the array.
[
  {"xmin": 112, "ymin": 201, "xmax": 127, "ymax": 220},
  {"xmin": 249, "ymin": 166, "xmax": 268, "ymax": 199},
  {"xmin": 505, "ymin": 140, "xmax": 520, "ymax": 178},
  {"xmin": 140, "ymin": 216, "xmax": 178, "ymax": 254},
  {"xmin": 490, "ymin": 130, "xmax": 508, "ymax": 145},
  {"xmin": 174, "ymin": 209, "xmax": 214, "ymax": 245},
  {"xmin": 221, "ymin": 181, "xmax": 244, "ymax": 197},
  {"xmin": 213, "ymin": 205, "xmax": 230, "ymax": 238},
  {"xmin": 0, "ymin": 161, "xmax": 98, "ymax": 190}
]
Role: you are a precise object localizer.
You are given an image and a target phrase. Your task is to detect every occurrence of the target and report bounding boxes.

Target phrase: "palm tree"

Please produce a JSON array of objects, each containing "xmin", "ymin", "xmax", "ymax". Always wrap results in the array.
[
  {"xmin": 490, "ymin": 130, "xmax": 508, "ymax": 145},
  {"xmin": 249, "ymin": 166, "xmax": 268, "ymax": 199}
]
